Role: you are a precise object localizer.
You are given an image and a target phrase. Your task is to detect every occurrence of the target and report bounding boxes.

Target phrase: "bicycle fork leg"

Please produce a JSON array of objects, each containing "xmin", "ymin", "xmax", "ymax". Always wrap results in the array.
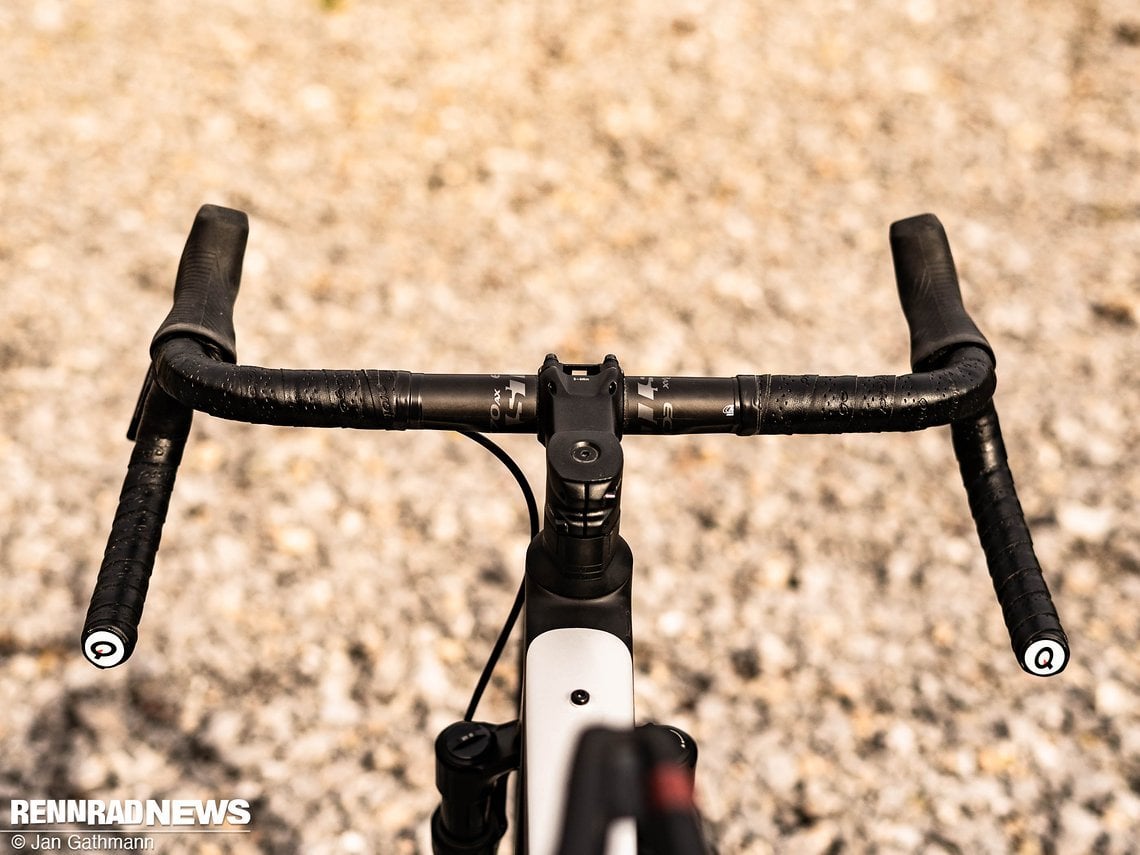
[{"xmin": 432, "ymin": 720, "xmax": 520, "ymax": 855}]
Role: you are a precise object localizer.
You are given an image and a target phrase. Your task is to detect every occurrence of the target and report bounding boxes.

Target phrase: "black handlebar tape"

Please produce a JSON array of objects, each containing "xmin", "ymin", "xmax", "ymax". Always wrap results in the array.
[
  {"xmin": 734, "ymin": 346, "xmax": 995, "ymax": 435},
  {"xmin": 952, "ymin": 402, "xmax": 1069, "ymax": 676},
  {"xmin": 890, "ymin": 214, "xmax": 993, "ymax": 372},
  {"xmin": 153, "ymin": 337, "xmax": 542, "ymax": 432},
  {"xmin": 151, "ymin": 204, "xmax": 248, "ymax": 363},
  {"xmin": 82, "ymin": 383, "xmax": 192, "ymax": 668}
]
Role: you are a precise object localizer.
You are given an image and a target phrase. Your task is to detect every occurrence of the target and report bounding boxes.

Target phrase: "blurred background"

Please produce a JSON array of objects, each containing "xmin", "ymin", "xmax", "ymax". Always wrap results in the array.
[{"xmin": 1, "ymin": 1, "xmax": 1137, "ymax": 852}]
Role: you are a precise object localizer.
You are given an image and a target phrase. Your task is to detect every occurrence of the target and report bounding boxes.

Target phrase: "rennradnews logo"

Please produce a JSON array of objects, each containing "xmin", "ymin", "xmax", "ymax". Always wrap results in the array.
[{"xmin": 8, "ymin": 799, "xmax": 251, "ymax": 827}]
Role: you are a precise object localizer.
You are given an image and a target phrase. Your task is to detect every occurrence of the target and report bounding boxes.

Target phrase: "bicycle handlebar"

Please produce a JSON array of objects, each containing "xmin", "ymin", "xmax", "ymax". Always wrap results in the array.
[
  {"xmin": 151, "ymin": 335, "xmax": 995, "ymax": 436},
  {"xmin": 82, "ymin": 378, "xmax": 191, "ymax": 668},
  {"xmin": 953, "ymin": 403, "xmax": 1068, "ymax": 675},
  {"xmin": 891, "ymin": 214, "xmax": 1068, "ymax": 676},
  {"xmin": 82, "ymin": 205, "xmax": 1068, "ymax": 676}
]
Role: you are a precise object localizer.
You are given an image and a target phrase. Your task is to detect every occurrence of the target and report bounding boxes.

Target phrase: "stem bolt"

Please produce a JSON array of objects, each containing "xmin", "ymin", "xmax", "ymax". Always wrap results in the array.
[{"xmin": 570, "ymin": 442, "xmax": 600, "ymax": 463}]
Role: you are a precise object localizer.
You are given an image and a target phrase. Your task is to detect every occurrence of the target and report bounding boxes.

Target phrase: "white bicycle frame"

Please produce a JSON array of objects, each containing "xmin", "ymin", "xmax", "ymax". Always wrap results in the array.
[{"xmin": 523, "ymin": 627, "xmax": 637, "ymax": 854}]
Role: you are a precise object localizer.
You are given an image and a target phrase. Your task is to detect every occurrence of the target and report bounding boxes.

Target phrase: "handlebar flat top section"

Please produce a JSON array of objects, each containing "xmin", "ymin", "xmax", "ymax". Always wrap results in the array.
[{"xmin": 82, "ymin": 204, "xmax": 1068, "ymax": 675}]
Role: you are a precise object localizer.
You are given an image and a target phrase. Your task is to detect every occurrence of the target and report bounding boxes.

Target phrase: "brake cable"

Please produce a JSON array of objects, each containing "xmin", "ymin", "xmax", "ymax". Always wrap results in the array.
[{"xmin": 459, "ymin": 431, "xmax": 539, "ymax": 722}]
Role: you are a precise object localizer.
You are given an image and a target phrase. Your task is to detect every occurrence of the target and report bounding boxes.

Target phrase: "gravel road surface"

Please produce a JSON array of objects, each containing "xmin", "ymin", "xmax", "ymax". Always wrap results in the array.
[{"xmin": 2, "ymin": 2, "xmax": 1138, "ymax": 853}]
